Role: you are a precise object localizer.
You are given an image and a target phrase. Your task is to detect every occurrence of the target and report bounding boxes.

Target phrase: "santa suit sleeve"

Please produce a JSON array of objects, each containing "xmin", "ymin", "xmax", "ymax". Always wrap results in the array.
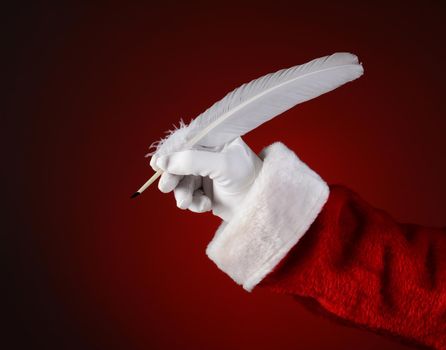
[{"xmin": 205, "ymin": 142, "xmax": 446, "ymax": 350}]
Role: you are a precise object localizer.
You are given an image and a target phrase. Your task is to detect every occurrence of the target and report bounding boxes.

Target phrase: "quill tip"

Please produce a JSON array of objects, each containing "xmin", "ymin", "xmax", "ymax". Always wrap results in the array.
[{"xmin": 130, "ymin": 192, "xmax": 140, "ymax": 199}]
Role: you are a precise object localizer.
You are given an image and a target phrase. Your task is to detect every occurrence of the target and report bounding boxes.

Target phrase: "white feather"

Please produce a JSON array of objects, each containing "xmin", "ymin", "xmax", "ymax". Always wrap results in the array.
[{"xmin": 149, "ymin": 52, "xmax": 363, "ymax": 157}]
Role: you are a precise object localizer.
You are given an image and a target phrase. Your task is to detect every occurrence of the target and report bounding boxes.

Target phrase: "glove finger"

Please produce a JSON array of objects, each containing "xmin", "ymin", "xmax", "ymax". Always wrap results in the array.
[
  {"xmin": 150, "ymin": 154, "xmax": 161, "ymax": 172},
  {"xmin": 202, "ymin": 176, "xmax": 213, "ymax": 200},
  {"xmin": 156, "ymin": 150, "xmax": 224, "ymax": 179},
  {"xmin": 174, "ymin": 175, "xmax": 201, "ymax": 209},
  {"xmin": 188, "ymin": 189, "xmax": 212, "ymax": 213},
  {"xmin": 158, "ymin": 172, "xmax": 183, "ymax": 193}
]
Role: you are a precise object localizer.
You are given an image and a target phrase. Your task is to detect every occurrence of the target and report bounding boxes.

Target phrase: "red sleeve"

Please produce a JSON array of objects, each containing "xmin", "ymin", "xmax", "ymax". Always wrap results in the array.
[{"xmin": 259, "ymin": 184, "xmax": 446, "ymax": 350}]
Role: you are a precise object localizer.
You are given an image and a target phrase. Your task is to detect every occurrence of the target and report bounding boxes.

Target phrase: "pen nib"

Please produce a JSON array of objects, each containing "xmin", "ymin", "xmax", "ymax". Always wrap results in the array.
[{"xmin": 130, "ymin": 192, "xmax": 140, "ymax": 199}]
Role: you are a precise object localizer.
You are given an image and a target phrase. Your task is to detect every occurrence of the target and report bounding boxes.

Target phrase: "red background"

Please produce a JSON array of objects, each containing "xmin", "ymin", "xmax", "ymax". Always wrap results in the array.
[{"xmin": 5, "ymin": 1, "xmax": 446, "ymax": 349}]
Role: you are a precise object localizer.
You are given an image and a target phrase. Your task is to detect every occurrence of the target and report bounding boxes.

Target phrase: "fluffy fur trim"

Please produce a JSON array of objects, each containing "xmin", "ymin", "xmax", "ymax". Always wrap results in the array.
[{"xmin": 206, "ymin": 142, "xmax": 329, "ymax": 292}]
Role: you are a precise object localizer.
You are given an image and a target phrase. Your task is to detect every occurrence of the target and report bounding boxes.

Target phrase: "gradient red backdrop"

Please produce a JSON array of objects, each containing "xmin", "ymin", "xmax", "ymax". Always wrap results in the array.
[{"xmin": 5, "ymin": 1, "xmax": 446, "ymax": 349}]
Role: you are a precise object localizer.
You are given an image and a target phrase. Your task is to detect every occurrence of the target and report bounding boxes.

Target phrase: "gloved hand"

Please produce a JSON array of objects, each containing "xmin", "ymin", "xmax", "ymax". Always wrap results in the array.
[{"xmin": 150, "ymin": 137, "xmax": 263, "ymax": 222}]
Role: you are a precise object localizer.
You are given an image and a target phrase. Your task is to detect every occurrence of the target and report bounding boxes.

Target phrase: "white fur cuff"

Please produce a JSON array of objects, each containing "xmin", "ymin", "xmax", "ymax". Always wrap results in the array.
[{"xmin": 205, "ymin": 142, "xmax": 329, "ymax": 292}]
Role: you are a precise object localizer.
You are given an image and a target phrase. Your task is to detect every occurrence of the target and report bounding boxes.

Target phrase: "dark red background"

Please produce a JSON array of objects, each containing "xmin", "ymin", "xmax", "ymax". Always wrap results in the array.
[{"xmin": 5, "ymin": 1, "xmax": 446, "ymax": 349}]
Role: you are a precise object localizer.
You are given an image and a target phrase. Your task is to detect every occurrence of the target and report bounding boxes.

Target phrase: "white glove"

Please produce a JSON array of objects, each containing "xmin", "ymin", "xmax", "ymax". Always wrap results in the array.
[{"xmin": 150, "ymin": 137, "xmax": 263, "ymax": 222}]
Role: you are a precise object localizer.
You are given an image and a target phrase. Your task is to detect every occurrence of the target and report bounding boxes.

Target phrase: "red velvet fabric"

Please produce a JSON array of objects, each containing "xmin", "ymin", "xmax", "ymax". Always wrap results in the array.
[{"xmin": 259, "ymin": 185, "xmax": 446, "ymax": 349}]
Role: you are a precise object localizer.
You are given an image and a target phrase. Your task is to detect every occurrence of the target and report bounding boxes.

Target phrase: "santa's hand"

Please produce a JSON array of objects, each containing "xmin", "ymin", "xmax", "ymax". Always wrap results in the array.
[{"xmin": 150, "ymin": 137, "xmax": 263, "ymax": 222}]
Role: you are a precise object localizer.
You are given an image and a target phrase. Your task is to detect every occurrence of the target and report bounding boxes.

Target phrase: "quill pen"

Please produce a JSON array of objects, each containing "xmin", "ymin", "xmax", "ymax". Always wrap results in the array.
[{"xmin": 131, "ymin": 52, "xmax": 363, "ymax": 198}]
